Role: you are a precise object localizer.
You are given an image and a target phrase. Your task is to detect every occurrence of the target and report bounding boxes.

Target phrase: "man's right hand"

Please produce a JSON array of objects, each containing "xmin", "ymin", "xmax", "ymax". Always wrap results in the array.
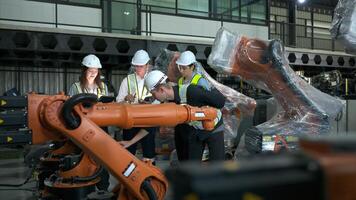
[{"xmin": 124, "ymin": 94, "xmax": 135, "ymax": 103}]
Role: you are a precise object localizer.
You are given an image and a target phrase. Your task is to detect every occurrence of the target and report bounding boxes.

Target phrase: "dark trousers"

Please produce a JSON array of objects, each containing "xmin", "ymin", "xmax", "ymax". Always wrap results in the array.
[
  {"xmin": 174, "ymin": 124, "xmax": 194, "ymax": 161},
  {"xmin": 188, "ymin": 130, "xmax": 225, "ymax": 161},
  {"xmin": 122, "ymin": 127, "xmax": 157, "ymax": 158},
  {"xmin": 96, "ymin": 169, "xmax": 110, "ymax": 191}
]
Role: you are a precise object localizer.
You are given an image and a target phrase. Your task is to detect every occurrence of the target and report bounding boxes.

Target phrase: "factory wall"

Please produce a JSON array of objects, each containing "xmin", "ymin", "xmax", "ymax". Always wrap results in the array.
[
  {"xmin": 0, "ymin": 0, "xmax": 102, "ymax": 32},
  {"xmin": 0, "ymin": 0, "xmax": 268, "ymax": 40},
  {"xmin": 141, "ymin": 13, "xmax": 269, "ymax": 40},
  {"xmin": 0, "ymin": 66, "xmax": 127, "ymax": 96}
]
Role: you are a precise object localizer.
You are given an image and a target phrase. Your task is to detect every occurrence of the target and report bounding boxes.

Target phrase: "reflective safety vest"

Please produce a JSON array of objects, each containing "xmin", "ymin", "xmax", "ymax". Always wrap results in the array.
[
  {"xmin": 178, "ymin": 74, "xmax": 202, "ymax": 103},
  {"xmin": 127, "ymin": 73, "xmax": 150, "ymax": 101},
  {"xmin": 178, "ymin": 83, "xmax": 222, "ymax": 130},
  {"xmin": 178, "ymin": 74, "xmax": 202, "ymax": 87},
  {"xmin": 74, "ymin": 82, "xmax": 107, "ymax": 98}
]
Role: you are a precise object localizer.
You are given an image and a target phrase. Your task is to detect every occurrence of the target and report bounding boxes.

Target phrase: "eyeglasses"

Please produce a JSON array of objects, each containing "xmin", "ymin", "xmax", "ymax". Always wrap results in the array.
[{"xmin": 177, "ymin": 64, "xmax": 190, "ymax": 71}]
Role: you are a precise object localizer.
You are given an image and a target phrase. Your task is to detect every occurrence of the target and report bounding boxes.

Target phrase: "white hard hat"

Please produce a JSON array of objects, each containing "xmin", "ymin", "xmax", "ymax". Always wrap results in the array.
[
  {"xmin": 132, "ymin": 50, "xmax": 150, "ymax": 65},
  {"xmin": 176, "ymin": 51, "xmax": 196, "ymax": 66},
  {"xmin": 145, "ymin": 70, "xmax": 168, "ymax": 91},
  {"xmin": 82, "ymin": 54, "xmax": 102, "ymax": 68}
]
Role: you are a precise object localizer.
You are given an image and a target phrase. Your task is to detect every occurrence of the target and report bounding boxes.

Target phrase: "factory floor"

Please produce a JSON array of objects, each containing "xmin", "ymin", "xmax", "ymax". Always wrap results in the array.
[{"xmin": 0, "ymin": 147, "xmax": 172, "ymax": 200}]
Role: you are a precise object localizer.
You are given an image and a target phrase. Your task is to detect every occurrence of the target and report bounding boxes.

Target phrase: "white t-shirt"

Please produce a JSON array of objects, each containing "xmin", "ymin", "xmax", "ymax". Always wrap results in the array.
[{"xmin": 116, "ymin": 73, "xmax": 146, "ymax": 104}]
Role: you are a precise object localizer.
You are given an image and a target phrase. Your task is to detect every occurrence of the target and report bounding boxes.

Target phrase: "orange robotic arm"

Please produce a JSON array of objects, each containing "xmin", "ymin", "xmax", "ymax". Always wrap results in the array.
[
  {"xmin": 208, "ymin": 27, "xmax": 344, "ymax": 153},
  {"xmin": 28, "ymin": 93, "xmax": 218, "ymax": 200}
]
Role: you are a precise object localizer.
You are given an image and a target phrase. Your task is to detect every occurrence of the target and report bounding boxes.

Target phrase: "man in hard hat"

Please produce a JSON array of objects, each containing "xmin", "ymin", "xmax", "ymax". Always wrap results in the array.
[
  {"xmin": 175, "ymin": 51, "xmax": 211, "ymax": 161},
  {"xmin": 145, "ymin": 70, "xmax": 226, "ymax": 161},
  {"xmin": 69, "ymin": 54, "xmax": 109, "ymax": 97},
  {"xmin": 116, "ymin": 50, "xmax": 157, "ymax": 163}
]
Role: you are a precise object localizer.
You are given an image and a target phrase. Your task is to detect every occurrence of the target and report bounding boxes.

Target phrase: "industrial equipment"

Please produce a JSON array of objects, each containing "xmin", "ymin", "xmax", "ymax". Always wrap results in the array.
[
  {"xmin": 0, "ymin": 93, "xmax": 218, "ymax": 200},
  {"xmin": 166, "ymin": 135, "xmax": 356, "ymax": 200},
  {"xmin": 208, "ymin": 27, "xmax": 345, "ymax": 153},
  {"xmin": 311, "ymin": 70, "xmax": 343, "ymax": 96}
]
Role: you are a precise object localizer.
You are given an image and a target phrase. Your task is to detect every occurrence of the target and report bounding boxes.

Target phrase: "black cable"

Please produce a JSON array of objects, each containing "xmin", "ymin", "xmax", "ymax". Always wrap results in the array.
[
  {"xmin": 61, "ymin": 166, "xmax": 103, "ymax": 183},
  {"xmin": 0, "ymin": 166, "xmax": 35, "ymax": 187},
  {"xmin": 141, "ymin": 179, "xmax": 158, "ymax": 200},
  {"xmin": 61, "ymin": 93, "xmax": 98, "ymax": 129},
  {"xmin": 73, "ymin": 166, "xmax": 103, "ymax": 182}
]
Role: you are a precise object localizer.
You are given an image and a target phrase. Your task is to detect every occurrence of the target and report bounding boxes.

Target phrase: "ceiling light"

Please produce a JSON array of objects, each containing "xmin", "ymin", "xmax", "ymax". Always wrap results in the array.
[{"xmin": 298, "ymin": 0, "xmax": 306, "ymax": 4}]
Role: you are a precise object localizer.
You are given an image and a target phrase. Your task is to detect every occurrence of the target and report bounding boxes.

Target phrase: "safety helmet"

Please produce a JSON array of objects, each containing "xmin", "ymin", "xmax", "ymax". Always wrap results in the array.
[
  {"xmin": 82, "ymin": 54, "xmax": 102, "ymax": 68},
  {"xmin": 144, "ymin": 70, "xmax": 168, "ymax": 91},
  {"xmin": 176, "ymin": 51, "xmax": 196, "ymax": 66},
  {"xmin": 132, "ymin": 50, "xmax": 150, "ymax": 65}
]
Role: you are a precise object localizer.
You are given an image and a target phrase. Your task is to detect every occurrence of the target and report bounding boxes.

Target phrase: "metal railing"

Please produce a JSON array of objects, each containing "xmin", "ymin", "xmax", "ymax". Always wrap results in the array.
[
  {"xmin": 269, "ymin": 21, "xmax": 343, "ymax": 51},
  {"xmin": 0, "ymin": 0, "xmax": 342, "ymax": 52}
]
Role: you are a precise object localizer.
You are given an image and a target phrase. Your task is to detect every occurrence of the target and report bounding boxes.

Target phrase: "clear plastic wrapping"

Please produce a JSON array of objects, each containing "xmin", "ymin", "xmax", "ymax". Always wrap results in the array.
[
  {"xmin": 154, "ymin": 49, "xmax": 181, "ymax": 83},
  {"xmin": 330, "ymin": 0, "xmax": 356, "ymax": 54},
  {"xmin": 208, "ymin": 27, "xmax": 345, "ymax": 153},
  {"xmin": 154, "ymin": 49, "xmax": 256, "ymax": 140}
]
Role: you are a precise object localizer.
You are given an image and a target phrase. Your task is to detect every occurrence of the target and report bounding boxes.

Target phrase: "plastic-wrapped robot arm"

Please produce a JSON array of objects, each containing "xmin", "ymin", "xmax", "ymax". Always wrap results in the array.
[
  {"xmin": 330, "ymin": 0, "xmax": 356, "ymax": 54},
  {"xmin": 208, "ymin": 27, "xmax": 344, "ymax": 153}
]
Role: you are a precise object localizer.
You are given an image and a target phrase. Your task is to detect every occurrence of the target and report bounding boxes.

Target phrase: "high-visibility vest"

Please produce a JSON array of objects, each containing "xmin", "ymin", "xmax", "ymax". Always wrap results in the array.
[
  {"xmin": 74, "ymin": 82, "xmax": 107, "ymax": 98},
  {"xmin": 178, "ymin": 74, "xmax": 202, "ymax": 103},
  {"xmin": 178, "ymin": 83, "xmax": 222, "ymax": 130},
  {"xmin": 127, "ymin": 73, "xmax": 150, "ymax": 101},
  {"xmin": 178, "ymin": 73, "xmax": 202, "ymax": 87}
]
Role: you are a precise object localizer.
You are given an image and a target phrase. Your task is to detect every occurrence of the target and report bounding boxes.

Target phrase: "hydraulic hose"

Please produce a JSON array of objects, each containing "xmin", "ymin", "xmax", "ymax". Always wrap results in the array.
[
  {"xmin": 141, "ymin": 179, "xmax": 158, "ymax": 200},
  {"xmin": 61, "ymin": 93, "xmax": 97, "ymax": 129},
  {"xmin": 61, "ymin": 166, "xmax": 104, "ymax": 183}
]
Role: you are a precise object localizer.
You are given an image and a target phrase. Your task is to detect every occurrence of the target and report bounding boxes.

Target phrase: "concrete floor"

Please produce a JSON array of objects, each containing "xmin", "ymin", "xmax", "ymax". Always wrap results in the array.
[
  {"xmin": 0, "ymin": 158, "xmax": 37, "ymax": 200},
  {"xmin": 0, "ymin": 149, "xmax": 171, "ymax": 200}
]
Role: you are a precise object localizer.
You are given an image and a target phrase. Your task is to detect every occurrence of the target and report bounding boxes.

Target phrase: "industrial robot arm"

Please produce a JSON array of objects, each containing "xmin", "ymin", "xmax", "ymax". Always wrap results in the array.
[
  {"xmin": 24, "ymin": 93, "xmax": 218, "ymax": 200},
  {"xmin": 208, "ymin": 27, "xmax": 344, "ymax": 153}
]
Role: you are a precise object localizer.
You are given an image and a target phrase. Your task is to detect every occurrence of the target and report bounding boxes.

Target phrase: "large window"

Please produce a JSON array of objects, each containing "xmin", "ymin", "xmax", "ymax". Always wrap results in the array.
[
  {"xmin": 214, "ymin": 0, "xmax": 236, "ymax": 19},
  {"xmin": 140, "ymin": 0, "xmax": 267, "ymax": 23},
  {"xmin": 250, "ymin": 0, "xmax": 266, "ymax": 24},
  {"xmin": 142, "ymin": 0, "xmax": 176, "ymax": 13},
  {"xmin": 178, "ymin": 0, "xmax": 209, "ymax": 17},
  {"xmin": 212, "ymin": 0, "xmax": 267, "ymax": 24},
  {"xmin": 111, "ymin": 1, "xmax": 138, "ymax": 34},
  {"xmin": 67, "ymin": 0, "xmax": 100, "ymax": 6},
  {"xmin": 30, "ymin": 0, "xmax": 101, "ymax": 7}
]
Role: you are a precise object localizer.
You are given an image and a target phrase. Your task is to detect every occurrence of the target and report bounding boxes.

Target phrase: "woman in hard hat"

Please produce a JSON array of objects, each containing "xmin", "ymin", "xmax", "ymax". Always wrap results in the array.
[
  {"xmin": 68, "ymin": 54, "xmax": 110, "ymax": 191},
  {"xmin": 68, "ymin": 54, "xmax": 109, "ymax": 97},
  {"xmin": 116, "ymin": 50, "xmax": 157, "ymax": 164},
  {"xmin": 176, "ymin": 51, "xmax": 210, "ymax": 91},
  {"xmin": 175, "ymin": 51, "xmax": 211, "ymax": 161}
]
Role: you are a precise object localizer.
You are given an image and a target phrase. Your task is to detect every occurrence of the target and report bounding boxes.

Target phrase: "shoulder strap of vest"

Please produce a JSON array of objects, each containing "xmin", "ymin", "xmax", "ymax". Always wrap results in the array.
[
  {"xmin": 74, "ymin": 82, "xmax": 83, "ymax": 94},
  {"xmin": 97, "ymin": 82, "xmax": 107, "ymax": 96},
  {"xmin": 191, "ymin": 74, "xmax": 202, "ymax": 85},
  {"xmin": 127, "ymin": 74, "xmax": 138, "ymax": 96},
  {"xmin": 179, "ymin": 84, "xmax": 189, "ymax": 104},
  {"xmin": 178, "ymin": 77, "xmax": 184, "ymax": 88}
]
